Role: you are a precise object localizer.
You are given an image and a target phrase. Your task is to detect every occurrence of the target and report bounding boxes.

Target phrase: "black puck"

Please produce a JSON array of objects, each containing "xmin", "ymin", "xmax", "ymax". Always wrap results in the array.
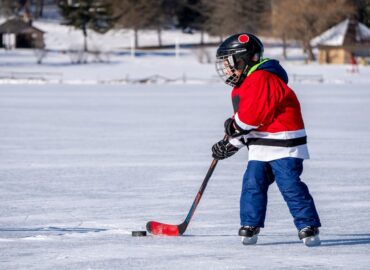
[{"xmin": 132, "ymin": 230, "xmax": 147, "ymax": 237}]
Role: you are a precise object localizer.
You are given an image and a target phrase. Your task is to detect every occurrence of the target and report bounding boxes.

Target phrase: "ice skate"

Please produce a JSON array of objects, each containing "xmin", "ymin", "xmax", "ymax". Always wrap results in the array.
[
  {"xmin": 239, "ymin": 226, "xmax": 260, "ymax": 245},
  {"xmin": 298, "ymin": 226, "xmax": 321, "ymax": 247}
]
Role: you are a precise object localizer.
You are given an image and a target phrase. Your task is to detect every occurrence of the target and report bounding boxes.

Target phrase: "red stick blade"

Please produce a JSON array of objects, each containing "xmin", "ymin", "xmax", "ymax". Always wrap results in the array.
[{"xmin": 146, "ymin": 221, "xmax": 180, "ymax": 236}]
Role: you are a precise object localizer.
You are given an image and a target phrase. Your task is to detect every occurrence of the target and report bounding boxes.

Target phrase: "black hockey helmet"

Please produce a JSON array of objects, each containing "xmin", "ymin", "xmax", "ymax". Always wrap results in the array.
[{"xmin": 215, "ymin": 33, "xmax": 264, "ymax": 87}]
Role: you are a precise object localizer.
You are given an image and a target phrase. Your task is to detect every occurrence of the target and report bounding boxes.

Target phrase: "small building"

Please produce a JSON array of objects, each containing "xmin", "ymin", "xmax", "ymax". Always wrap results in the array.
[
  {"xmin": 0, "ymin": 18, "xmax": 45, "ymax": 49},
  {"xmin": 311, "ymin": 19, "xmax": 370, "ymax": 64}
]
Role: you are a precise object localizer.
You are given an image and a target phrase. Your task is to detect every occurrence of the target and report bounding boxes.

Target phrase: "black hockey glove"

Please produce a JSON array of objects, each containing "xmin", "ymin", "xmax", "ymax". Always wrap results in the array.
[
  {"xmin": 224, "ymin": 117, "xmax": 251, "ymax": 137},
  {"xmin": 212, "ymin": 139, "xmax": 239, "ymax": 160},
  {"xmin": 224, "ymin": 118, "xmax": 238, "ymax": 137}
]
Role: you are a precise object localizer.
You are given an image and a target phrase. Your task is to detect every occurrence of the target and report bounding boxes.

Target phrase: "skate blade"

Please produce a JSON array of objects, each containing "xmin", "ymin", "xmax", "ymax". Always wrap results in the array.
[
  {"xmin": 302, "ymin": 235, "xmax": 321, "ymax": 247},
  {"xmin": 241, "ymin": 235, "xmax": 258, "ymax": 245}
]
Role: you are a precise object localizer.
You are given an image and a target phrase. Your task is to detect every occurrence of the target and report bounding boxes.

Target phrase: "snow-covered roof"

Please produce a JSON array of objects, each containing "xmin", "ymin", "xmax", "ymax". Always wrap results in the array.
[
  {"xmin": 0, "ymin": 18, "xmax": 45, "ymax": 34},
  {"xmin": 311, "ymin": 19, "xmax": 370, "ymax": 47},
  {"xmin": 357, "ymin": 22, "xmax": 370, "ymax": 41}
]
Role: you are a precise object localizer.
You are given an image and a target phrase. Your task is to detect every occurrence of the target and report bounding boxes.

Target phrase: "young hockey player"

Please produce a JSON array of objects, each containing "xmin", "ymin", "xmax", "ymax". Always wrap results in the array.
[{"xmin": 212, "ymin": 33, "xmax": 321, "ymax": 246}]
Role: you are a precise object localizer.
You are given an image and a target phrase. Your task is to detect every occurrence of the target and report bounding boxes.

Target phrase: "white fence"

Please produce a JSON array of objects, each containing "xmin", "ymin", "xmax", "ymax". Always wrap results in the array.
[
  {"xmin": 0, "ymin": 70, "xmax": 326, "ymax": 85},
  {"xmin": 0, "ymin": 71, "xmax": 220, "ymax": 85},
  {"xmin": 0, "ymin": 71, "xmax": 63, "ymax": 84}
]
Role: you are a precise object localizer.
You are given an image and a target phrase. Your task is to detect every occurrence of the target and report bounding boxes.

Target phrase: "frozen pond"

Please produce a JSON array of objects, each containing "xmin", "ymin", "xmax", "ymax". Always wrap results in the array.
[{"xmin": 1, "ymin": 83, "xmax": 370, "ymax": 269}]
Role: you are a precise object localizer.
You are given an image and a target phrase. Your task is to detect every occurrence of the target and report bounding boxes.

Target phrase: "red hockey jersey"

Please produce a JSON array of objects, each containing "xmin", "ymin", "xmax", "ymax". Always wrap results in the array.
[{"xmin": 229, "ymin": 60, "xmax": 309, "ymax": 161}]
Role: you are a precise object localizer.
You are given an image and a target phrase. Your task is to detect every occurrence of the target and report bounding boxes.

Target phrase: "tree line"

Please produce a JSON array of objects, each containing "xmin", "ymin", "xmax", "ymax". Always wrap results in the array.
[{"xmin": 1, "ymin": 0, "xmax": 369, "ymax": 60}]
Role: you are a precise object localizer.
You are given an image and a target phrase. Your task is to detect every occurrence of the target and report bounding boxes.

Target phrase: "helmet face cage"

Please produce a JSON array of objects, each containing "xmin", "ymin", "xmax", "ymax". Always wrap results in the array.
[{"xmin": 215, "ymin": 50, "xmax": 247, "ymax": 87}]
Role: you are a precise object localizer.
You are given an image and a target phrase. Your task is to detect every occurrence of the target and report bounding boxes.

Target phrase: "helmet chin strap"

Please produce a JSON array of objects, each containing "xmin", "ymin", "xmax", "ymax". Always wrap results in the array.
[
  {"xmin": 242, "ymin": 64, "xmax": 250, "ymax": 75},
  {"xmin": 234, "ymin": 62, "xmax": 250, "ymax": 87}
]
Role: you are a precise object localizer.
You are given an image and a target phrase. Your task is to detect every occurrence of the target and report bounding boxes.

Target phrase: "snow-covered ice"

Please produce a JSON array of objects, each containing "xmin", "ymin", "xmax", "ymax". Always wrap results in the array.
[
  {"xmin": 1, "ymin": 39, "xmax": 370, "ymax": 269},
  {"xmin": 1, "ymin": 81, "xmax": 370, "ymax": 269}
]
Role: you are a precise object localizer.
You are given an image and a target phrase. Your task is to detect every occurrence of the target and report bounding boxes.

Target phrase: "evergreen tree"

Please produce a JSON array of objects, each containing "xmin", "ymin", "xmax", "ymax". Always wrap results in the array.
[
  {"xmin": 58, "ymin": 0, "xmax": 118, "ymax": 52},
  {"xmin": 176, "ymin": 0, "xmax": 210, "ymax": 44},
  {"xmin": 352, "ymin": 0, "xmax": 370, "ymax": 27}
]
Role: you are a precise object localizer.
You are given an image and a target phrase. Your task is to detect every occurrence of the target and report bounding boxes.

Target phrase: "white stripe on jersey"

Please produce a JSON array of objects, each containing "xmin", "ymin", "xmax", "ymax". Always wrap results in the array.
[
  {"xmin": 234, "ymin": 113, "xmax": 259, "ymax": 131},
  {"xmin": 247, "ymin": 144, "xmax": 310, "ymax": 161}
]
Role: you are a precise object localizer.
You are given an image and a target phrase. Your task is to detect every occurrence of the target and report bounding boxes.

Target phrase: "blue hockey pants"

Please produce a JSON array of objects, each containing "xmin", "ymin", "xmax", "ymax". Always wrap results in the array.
[{"xmin": 240, "ymin": 157, "xmax": 321, "ymax": 230}]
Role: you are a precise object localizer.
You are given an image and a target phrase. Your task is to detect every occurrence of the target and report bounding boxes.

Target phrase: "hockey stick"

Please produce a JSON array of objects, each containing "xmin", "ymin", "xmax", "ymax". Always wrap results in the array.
[{"xmin": 146, "ymin": 157, "xmax": 219, "ymax": 236}]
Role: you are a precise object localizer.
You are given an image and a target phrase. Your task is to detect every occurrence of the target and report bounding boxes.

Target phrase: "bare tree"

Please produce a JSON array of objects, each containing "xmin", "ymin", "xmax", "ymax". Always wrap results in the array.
[
  {"xmin": 35, "ymin": 0, "xmax": 45, "ymax": 18},
  {"xmin": 206, "ymin": 0, "xmax": 269, "ymax": 38},
  {"xmin": 270, "ymin": 0, "xmax": 356, "ymax": 61},
  {"xmin": 112, "ymin": 0, "xmax": 170, "ymax": 48},
  {"xmin": 152, "ymin": 0, "xmax": 172, "ymax": 47},
  {"xmin": 0, "ymin": 0, "xmax": 19, "ymax": 17}
]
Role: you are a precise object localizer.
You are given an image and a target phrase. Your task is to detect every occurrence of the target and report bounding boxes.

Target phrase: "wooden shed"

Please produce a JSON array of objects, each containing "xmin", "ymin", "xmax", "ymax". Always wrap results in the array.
[
  {"xmin": 311, "ymin": 19, "xmax": 370, "ymax": 64},
  {"xmin": 0, "ymin": 18, "xmax": 45, "ymax": 49}
]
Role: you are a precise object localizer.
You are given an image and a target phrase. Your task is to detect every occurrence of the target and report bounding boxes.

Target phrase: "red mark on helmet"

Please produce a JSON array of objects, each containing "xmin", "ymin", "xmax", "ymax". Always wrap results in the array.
[{"xmin": 238, "ymin": 34, "xmax": 249, "ymax": 43}]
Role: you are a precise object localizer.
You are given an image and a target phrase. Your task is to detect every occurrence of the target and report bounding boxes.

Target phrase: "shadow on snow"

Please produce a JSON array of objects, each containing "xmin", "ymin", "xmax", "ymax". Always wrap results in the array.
[
  {"xmin": 184, "ymin": 233, "xmax": 370, "ymax": 247},
  {"xmin": 0, "ymin": 227, "xmax": 107, "ymax": 238}
]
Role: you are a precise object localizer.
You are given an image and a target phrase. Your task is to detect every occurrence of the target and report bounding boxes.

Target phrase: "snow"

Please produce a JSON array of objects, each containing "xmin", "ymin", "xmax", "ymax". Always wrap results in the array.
[
  {"xmin": 1, "ymin": 47, "xmax": 370, "ymax": 85},
  {"xmin": 2, "ymin": 81, "xmax": 370, "ymax": 269},
  {"xmin": 31, "ymin": 20, "xmax": 220, "ymax": 51},
  {"xmin": 1, "ymin": 24, "xmax": 370, "ymax": 269}
]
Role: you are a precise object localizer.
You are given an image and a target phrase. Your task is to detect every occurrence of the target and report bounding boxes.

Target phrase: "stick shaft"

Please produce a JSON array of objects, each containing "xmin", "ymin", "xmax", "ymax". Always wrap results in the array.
[
  {"xmin": 147, "ymin": 136, "xmax": 226, "ymax": 236},
  {"xmin": 183, "ymin": 158, "xmax": 218, "ymax": 225}
]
